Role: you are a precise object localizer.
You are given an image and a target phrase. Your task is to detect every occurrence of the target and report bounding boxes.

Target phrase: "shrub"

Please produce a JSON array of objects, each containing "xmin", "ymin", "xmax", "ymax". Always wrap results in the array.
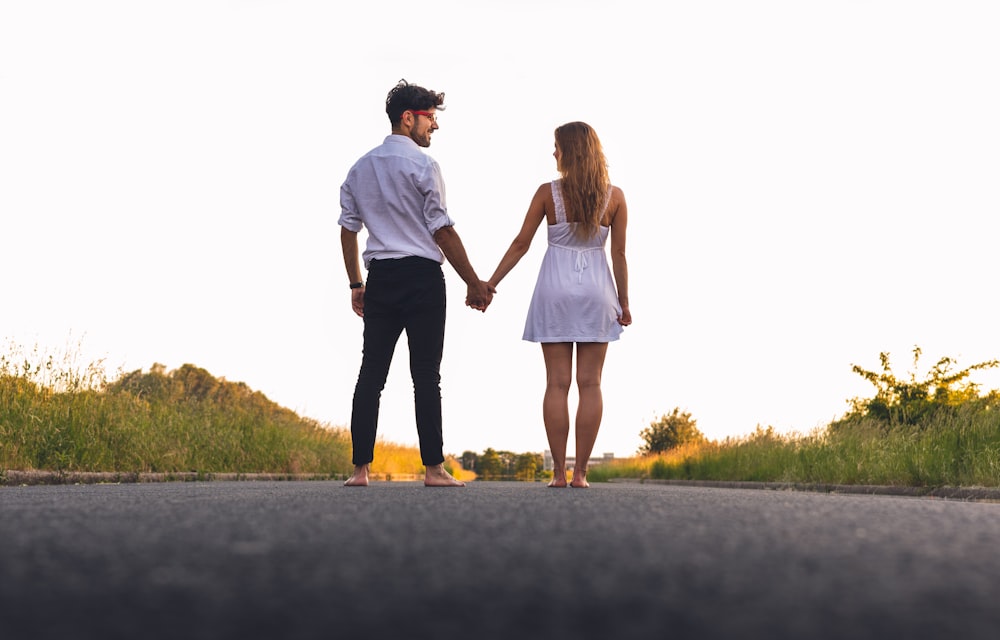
[{"xmin": 639, "ymin": 408, "xmax": 705, "ymax": 455}]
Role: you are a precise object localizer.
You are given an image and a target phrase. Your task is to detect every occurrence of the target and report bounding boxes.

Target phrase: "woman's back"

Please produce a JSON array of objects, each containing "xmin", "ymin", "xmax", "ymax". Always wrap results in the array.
[{"xmin": 522, "ymin": 180, "xmax": 622, "ymax": 343}]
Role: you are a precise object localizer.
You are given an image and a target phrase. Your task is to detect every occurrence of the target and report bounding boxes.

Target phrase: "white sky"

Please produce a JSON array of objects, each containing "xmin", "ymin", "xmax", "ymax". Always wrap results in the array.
[{"xmin": 3, "ymin": 1, "xmax": 999, "ymax": 459}]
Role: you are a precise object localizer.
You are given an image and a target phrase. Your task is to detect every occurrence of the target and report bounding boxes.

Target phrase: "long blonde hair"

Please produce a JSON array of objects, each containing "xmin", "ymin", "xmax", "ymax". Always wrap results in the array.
[{"xmin": 555, "ymin": 121, "xmax": 610, "ymax": 238}]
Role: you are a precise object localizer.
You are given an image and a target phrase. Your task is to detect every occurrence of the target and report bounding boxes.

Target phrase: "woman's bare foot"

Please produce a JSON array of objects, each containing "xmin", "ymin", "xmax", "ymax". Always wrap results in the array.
[
  {"xmin": 549, "ymin": 471, "xmax": 566, "ymax": 489},
  {"xmin": 424, "ymin": 464, "xmax": 465, "ymax": 487},
  {"xmin": 570, "ymin": 471, "xmax": 590, "ymax": 488},
  {"xmin": 344, "ymin": 464, "xmax": 370, "ymax": 487}
]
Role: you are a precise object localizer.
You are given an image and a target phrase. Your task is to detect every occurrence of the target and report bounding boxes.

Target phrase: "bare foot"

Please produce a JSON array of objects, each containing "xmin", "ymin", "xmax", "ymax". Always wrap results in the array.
[
  {"xmin": 424, "ymin": 464, "xmax": 465, "ymax": 487},
  {"xmin": 344, "ymin": 464, "xmax": 370, "ymax": 487},
  {"xmin": 570, "ymin": 472, "xmax": 590, "ymax": 488},
  {"xmin": 548, "ymin": 475, "xmax": 567, "ymax": 488}
]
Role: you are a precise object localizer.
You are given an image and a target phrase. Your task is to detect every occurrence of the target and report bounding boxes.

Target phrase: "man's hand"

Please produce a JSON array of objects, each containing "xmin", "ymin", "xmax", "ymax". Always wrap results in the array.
[
  {"xmin": 466, "ymin": 280, "xmax": 495, "ymax": 312},
  {"xmin": 351, "ymin": 286, "xmax": 365, "ymax": 317}
]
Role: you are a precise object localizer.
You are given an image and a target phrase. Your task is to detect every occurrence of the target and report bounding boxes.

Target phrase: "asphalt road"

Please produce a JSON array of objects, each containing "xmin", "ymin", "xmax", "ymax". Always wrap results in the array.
[{"xmin": 2, "ymin": 480, "xmax": 999, "ymax": 640}]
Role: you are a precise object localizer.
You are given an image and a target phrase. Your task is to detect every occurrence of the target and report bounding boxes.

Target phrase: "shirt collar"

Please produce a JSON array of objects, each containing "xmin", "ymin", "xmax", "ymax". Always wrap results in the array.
[{"xmin": 384, "ymin": 133, "xmax": 419, "ymax": 148}]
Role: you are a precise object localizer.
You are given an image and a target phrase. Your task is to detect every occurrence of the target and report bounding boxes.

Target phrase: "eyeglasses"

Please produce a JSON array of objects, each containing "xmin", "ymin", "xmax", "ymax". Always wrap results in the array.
[{"xmin": 409, "ymin": 110, "xmax": 437, "ymax": 123}]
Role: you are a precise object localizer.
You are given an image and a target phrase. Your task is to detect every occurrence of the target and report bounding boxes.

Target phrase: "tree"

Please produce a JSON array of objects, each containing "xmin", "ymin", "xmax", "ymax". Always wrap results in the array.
[
  {"xmin": 477, "ymin": 448, "xmax": 503, "ymax": 480},
  {"xmin": 460, "ymin": 450, "xmax": 478, "ymax": 472},
  {"xmin": 495, "ymin": 450, "xmax": 518, "ymax": 477},
  {"xmin": 639, "ymin": 408, "xmax": 704, "ymax": 455},
  {"xmin": 515, "ymin": 453, "xmax": 540, "ymax": 481}
]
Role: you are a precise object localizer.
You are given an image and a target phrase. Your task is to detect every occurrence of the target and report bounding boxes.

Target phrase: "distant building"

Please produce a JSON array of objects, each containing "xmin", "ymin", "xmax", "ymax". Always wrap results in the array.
[{"xmin": 543, "ymin": 450, "xmax": 614, "ymax": 471}]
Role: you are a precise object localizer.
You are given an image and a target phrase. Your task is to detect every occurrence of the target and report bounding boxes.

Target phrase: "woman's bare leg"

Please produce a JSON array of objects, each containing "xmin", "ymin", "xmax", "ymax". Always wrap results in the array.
[
  {"xmin": 571, "ymin": 342, "xmax": 608, "ymax": 488},
  {"xmin": 542, "ymin": 343, "xmax": 573, "ymax": 487}
]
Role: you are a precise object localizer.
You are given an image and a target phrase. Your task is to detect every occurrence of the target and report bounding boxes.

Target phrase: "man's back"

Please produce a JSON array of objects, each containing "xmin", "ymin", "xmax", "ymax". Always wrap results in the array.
[{"xmin": 339, "ymin": 134, "xmax": 452, "ymax": 266}]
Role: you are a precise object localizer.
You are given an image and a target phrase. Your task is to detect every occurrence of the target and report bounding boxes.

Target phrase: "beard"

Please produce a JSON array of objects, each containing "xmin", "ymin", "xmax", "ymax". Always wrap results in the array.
[{"xmin": 409, "ymin": 128, "xmax": 432, "ymax": 148}]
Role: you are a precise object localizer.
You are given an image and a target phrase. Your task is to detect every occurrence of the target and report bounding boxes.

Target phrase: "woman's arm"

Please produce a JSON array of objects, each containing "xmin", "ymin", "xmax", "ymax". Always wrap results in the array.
[
  {"xmin": 487, "ymin": 183, "xmax": 548, "ymax": 289},
  {"xmin": 609, "ymin": 187, "xmax": 631, "ymax": 326}
]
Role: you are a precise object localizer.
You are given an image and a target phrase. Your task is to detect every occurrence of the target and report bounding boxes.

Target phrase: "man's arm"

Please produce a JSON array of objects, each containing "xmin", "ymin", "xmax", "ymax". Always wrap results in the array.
[
  {"xmin": 340, "ymin": 226, "xmax": 365, "ymax": 318},
  {"xmin": 433, "ymin": 225, "xmax": 494, "ymax": 311}
]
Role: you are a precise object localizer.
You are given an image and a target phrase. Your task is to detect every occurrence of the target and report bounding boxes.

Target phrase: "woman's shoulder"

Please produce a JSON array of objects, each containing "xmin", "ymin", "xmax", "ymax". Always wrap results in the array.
[
  {"xmin": 605, "ymin": 184, "xmax": 627, "ymax": 225},
  {"xmin": 530, "ymin": 181, "xmax": 554, "ymax": 201},
  {"xmin": 532, "ymin": 181, "xmax": 557, "ymax": 205},
  {"xmin": 608, "ymin": 184, "xmax": 627, "ymax": 209},
  {"xmin": 533, "ymin": 181, "xmax": 557, "ymax": 223}
]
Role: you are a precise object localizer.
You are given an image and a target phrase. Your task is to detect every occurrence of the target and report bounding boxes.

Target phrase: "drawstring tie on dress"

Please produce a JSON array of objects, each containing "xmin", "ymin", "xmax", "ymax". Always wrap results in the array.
[{"xmin": 551, "ymin": 244, "xmax": 602, "ymax": 284}]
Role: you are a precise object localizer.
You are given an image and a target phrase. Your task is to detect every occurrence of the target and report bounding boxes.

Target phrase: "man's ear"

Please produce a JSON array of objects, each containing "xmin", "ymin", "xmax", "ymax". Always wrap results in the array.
[{"xmin": 399, "ymin": 110, "xmax": 414, "ymax": 132}]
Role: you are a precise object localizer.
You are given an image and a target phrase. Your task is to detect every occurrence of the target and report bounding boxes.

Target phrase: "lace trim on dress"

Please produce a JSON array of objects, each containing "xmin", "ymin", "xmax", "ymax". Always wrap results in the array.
[
  {"xmin": 551, "ymin": 180, "xmax": 568, "ymax": 223},
  {"xmin": 550, "ymin": 179, "xmax": 612, "ymax": 226}
]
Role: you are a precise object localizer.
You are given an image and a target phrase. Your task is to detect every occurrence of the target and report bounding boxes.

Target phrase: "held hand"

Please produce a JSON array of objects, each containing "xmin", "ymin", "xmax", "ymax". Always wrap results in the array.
[
  {"xmin": 465, "ymin": 280, "xmax": 495, "ymax": 312},
  {"xmin": 351, "ymin": 287, "xmax": 365, "ymax": 318}
]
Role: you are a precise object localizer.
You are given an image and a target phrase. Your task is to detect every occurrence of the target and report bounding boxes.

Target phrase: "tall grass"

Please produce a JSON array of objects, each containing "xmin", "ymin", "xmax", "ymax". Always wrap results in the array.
[
  {"xmin": 1, "ymin": 340, "xmax": 473, "ymax": 480},
  {"xmin": 368, "ymin": 440, "xmax": 472, "ymax": 481},
  {"xmin": 1, "ymin": 340, "xmax": 354, "ymax": 476},
  {"xmin": 8, "ymin": 340, "xmax": 999, "ymax": 487},
  {"xmin": 589, "ymin": 405, "xmax": 1000, "ymax": 487}
]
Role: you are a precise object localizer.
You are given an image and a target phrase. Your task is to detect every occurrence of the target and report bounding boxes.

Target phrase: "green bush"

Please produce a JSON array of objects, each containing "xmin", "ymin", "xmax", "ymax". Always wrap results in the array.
[
  {"xmin": 837, "ymin": 346, "xmax": 998, "ymax": 428},
  {"xmin": 639, "ymin": 408, "xmax": 705, "ymax": 455}
]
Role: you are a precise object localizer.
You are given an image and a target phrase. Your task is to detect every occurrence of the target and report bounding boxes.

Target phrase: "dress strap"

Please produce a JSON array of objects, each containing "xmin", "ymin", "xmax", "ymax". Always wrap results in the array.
[
  {"xmin": 552, "ymin": 180, "xmax": 614, "ymax": 225},
  {"xmin": 550, "ymin": 180, "xmax": 568, "ymax": 223}
]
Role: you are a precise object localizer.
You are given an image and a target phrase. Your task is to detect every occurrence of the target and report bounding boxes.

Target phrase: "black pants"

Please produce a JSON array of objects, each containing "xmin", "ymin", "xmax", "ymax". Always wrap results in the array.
[{"xmin": 350, "ymin": 256, "xmax": 447, "ymax": 467}]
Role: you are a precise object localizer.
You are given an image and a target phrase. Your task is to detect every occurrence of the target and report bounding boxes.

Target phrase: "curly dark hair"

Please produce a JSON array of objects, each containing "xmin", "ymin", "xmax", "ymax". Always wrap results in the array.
[{"xmin": 385, "ymin": 79, "xmax": 446, "ymax": 125}]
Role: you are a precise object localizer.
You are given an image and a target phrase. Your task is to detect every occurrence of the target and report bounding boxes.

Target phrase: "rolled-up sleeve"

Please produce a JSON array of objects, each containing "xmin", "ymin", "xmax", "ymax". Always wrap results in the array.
[
  {"xmin": 420, "ymin": 159, "xmax": 455, "ymax": 234},
  {"xmin": 338, "ymin": 178, "xmax": 363, "ymax": 232}
]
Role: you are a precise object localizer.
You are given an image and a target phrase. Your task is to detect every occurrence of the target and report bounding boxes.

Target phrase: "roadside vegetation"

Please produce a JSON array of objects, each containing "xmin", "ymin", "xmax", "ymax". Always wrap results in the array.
[
  {"xmin": 0, "ymin": 340, "xmax": 461, "ymax": 480},
  {"xmin": 3, "ymin": 341, "xmax": 999, "ymax": 487},
  {"xmin": 590, "ymin": 347, "xmax": 1000, "ymax": 487}
]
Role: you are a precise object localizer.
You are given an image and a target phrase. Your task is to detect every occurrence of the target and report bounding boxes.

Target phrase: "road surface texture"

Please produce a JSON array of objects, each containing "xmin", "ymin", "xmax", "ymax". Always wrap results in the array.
[{"xmin": 2, "ymin": 480, "xmax": 999, "ymax": 639}]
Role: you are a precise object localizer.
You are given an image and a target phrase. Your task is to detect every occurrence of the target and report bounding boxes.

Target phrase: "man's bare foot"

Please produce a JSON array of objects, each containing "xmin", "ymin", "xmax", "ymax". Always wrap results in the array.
[
  {"xmin": 424, "ymin": 464, "xmax": 465, "ymax": 487},
  {"xmin": 344, "ymin": 464, "xmax": 370, "ymax": 487}
]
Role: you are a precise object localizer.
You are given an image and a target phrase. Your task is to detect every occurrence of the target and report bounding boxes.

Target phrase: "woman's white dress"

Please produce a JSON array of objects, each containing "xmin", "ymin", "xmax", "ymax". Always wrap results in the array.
[{"xmin": 522, "ymin": 180, "xmax": 623, "ymax": 343}]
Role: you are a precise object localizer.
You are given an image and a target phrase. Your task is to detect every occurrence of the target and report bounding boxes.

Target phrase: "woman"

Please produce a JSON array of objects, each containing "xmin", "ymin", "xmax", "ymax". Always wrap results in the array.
[{"xmin": 488, "ymin": 121, "xmax": 630, "ymax": 488}]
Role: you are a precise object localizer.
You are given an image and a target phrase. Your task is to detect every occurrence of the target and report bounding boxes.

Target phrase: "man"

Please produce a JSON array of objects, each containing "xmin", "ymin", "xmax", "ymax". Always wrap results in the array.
[{"xmin": 339, "ymin": 79, "xmax": 493, "ymax": 487}]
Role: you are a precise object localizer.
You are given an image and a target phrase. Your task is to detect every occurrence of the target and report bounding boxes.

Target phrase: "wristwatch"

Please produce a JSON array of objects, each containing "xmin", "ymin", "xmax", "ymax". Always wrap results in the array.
[{"xmin": 349, "ymin": 282, "xmax": 364, "ymax": 289}]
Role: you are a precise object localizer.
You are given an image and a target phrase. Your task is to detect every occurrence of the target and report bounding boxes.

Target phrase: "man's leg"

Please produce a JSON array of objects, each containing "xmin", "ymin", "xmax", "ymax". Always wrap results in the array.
[
  {"xmin": 346, "ymin": 274, "xmax": 404, "ymax": 485},
  {"xmin": 404, "ymin": 265, "xmax": 463, "ymax": 486}
]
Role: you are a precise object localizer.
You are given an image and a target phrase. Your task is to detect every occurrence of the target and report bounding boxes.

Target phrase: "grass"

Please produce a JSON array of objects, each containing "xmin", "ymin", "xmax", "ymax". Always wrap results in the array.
[
  {"xmin": 5, "ymin": 340, "xmax": 999, "ymax": 488},
  {"xmin": 589, "ymin": 404, "xmax": 1000, "ymax": 488},
  {"xmin": 0, "ymin": 340, "xmax": 470, "ymax": 481}
]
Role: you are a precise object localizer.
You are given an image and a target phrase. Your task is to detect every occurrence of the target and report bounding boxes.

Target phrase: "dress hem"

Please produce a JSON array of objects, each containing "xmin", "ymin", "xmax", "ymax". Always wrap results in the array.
[{"xmin": 522, "ymin": 336, "xmax": 621, "ymax": 344}]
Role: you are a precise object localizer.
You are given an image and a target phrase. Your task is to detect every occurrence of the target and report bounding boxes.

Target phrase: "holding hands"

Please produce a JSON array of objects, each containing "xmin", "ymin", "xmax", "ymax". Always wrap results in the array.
[{"xmin": 466, "ymin": 280, "xmax": 496, "ymax": 312}]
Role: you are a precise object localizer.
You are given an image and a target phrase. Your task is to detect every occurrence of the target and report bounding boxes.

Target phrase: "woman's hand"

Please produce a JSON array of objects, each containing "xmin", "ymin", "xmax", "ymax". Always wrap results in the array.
[{"xmin": 617, "ymin": 305, "xmax": 631, "ymax": 327}]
